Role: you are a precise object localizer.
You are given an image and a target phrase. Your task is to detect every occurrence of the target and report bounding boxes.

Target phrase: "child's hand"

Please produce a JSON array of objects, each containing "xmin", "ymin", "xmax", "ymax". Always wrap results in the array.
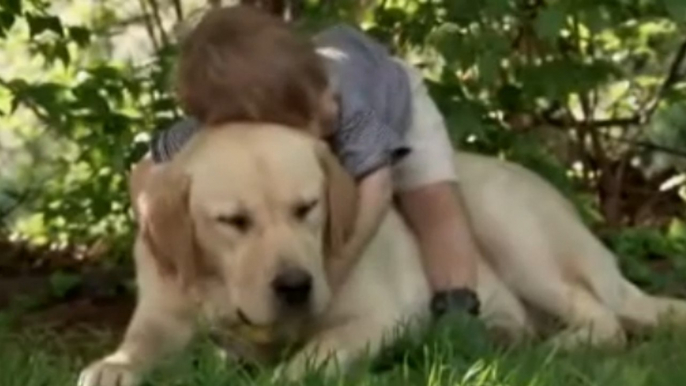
[{"xmin": 325, "ymin": 167, "xmax": 393, "ymax": 293}]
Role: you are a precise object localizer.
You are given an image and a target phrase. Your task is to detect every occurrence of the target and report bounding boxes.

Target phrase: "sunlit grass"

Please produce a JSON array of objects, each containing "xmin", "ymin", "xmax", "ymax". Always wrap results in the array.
[{"xmin": 3, "ymin": 313, "xmax": 686, "ymax": 386}]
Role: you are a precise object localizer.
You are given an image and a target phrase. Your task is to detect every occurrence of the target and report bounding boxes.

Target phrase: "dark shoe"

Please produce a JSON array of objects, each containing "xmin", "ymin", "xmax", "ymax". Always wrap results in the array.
[{"xmin": 430, "ymin": 288, "xmax": 481, "ymax": 319}]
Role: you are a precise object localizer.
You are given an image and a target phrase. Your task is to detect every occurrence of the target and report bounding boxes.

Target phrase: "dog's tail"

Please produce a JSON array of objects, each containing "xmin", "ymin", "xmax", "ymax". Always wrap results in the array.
[
  {"xmin": 601, "ymin": 278, "xmax": 686, "ymax": 333},
  {"xmin": 596, "ymin": 268, "xmax": 686, "ymax": 332},
  {"xmin": 571, "ymin": 233, "xmax": 686, "ymax": 332}
]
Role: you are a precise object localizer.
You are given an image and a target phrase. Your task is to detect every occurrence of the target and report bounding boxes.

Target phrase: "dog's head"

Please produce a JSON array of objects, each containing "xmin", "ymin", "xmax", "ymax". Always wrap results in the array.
[{"xmin": 136, "ymin": 123, "xmax": 357, "ymax": 342}]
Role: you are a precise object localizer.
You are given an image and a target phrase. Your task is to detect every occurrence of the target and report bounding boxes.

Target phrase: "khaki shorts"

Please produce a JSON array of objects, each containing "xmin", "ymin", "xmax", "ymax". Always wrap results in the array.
[{"xmin": 391, "ymin": 61, "xmax": 458, "ymax": 192}]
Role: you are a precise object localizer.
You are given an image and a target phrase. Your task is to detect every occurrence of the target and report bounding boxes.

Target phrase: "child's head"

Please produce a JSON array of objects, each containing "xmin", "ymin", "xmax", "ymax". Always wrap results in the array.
[{"xmin": 175, "ymin": 5, "xmax": 333, "ymax": 135}]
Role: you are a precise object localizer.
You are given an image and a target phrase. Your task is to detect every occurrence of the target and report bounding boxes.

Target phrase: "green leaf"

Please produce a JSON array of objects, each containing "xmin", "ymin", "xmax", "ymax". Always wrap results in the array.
[
  {"xmin": 0, "ymin": 10, "xmax": 15, "ymax": 33},
  {"xmin": 152, "ymin": 97, "xmax": 179, "ymax": 112},
  {"xmin": 664, "ymin": 0, "xmax": 686, "ymax": 24},
  {"xmin": 53, "ymin": 41, "xmax": 70, "ymax": 66},
  {"xmin": 1, "ymin": 0, "xmax": 21, "ymax": 14},
  {"xmin": 445, "ymin": 101, "xmax": 486, "ymax": 144},
  {"xmin": 484, "ymin": 0, "xmax": 511, "ymax": 17},
  {"xmin": 9, "ymin": 95, "xmax": 20, "ymax": 114},
  {"xmin": 26, "ymin": 14, "xmax": 63, "ymax": 37},
  {"xmin": 430, "ymin": 24, "xmax": 473, "ymax": 66},
  {"xmin": 49, "ymin": 271, "xmax": 81, "ymax": 299},
  {"xmin": 478, "ymin": 51, "xmax": 501, "ymax": 85},
  {"xmin": 68, "ymin": 26, "xmax": 91, "ymax": 47},
  {"xmin": 445, "ymin": 0, "xmax": 483, "ymax": 26},
  {"xmin": 581, "ymin": 6, "xmax": 610, "ymax": 33},
  {"xmin": 496, "ymin": 84, "xmax": 524, "ymax": 111},
  {"xmin": 20, "ymin": 82, "xmax": 67, "ymax": 117},
  {"xmin": 668, "ymin": 218, "xmax": 686, "ymax": 241},
  {"xmin": 535, "ymin": 4, "xmax": 567, "ymax": 41}
]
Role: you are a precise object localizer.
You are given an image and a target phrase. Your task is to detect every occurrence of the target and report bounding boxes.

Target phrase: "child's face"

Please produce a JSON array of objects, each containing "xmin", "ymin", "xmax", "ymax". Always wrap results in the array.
[{"xmin": 316, "ymin": 88, "xmax": 339, "ymax": 137}]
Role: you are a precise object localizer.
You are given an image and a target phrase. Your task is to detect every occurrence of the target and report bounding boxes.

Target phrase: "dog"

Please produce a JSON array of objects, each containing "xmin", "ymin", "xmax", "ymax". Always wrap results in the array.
[{"xmin": 78, "ymin": 123, "xmax": 686, "ymax": 386}]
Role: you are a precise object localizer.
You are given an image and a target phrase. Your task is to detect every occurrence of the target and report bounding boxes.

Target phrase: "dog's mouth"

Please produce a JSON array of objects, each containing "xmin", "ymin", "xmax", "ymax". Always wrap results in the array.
[
  {"xmin": 235, "ymin": 307, "xmax": 307, "ymax": 329},
  {"xmin": 232, "ymin": 309, "xmax": 278, "ymax": 344},
  {"xmin": 233, "ymin": 307, "xmax": 311, "ymax": 346},
  {"xmin": 237, "ymin": 308, "xmax": 256, "ymax": 326}
]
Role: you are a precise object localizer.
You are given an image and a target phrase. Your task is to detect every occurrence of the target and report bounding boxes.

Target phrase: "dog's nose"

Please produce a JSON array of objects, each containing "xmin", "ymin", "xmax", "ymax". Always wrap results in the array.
[{"xmin": 272, "ymin": 267, "xmax": 312, "ymax": 307}]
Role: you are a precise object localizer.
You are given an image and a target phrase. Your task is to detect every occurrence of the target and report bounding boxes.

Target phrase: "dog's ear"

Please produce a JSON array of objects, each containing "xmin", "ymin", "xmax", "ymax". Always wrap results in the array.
[
  {"xmin": 314, "ymin": 141, "xmax": 358, "ymax": 258},
  {"xmin": 136, "ymin": 165, "xmax": 200, "ymax": 286}
]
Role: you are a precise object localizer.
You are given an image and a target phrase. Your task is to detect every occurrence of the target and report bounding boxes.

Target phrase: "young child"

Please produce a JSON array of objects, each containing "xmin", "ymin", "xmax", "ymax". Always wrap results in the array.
[{"xmin": 131, "ymin": 5, "xmax": 484, "ymax": 320}]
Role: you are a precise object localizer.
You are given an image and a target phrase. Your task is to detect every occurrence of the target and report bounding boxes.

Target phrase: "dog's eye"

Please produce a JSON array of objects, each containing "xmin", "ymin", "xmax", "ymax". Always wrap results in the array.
[
  {"xmin": 293, "ymin": 199, "xmax": 318, "ymax": 221},
  {"xmin": 217, "ymin": 213, "xmax": 252, "ymax": 233}
]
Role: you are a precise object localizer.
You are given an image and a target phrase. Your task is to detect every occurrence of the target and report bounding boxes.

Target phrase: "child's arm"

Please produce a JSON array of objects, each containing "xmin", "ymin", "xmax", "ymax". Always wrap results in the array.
[
  {"xmin": 129, "ymin": 153, "xmax": 157, "ymax": 222},
  {"xmin": 327, "ymin": 166, "xmax": 393, "ymax": 290},
  {"xmin": 322, "ymin": 100, "xmax": 408, "ymax": 289},
  {"xmin": 129, "ymin": 118, "xmax": 200, "ymax": 221},
  {"xmin": 344, "ymin": 166, "xmax": 393, "ymax": 258}
]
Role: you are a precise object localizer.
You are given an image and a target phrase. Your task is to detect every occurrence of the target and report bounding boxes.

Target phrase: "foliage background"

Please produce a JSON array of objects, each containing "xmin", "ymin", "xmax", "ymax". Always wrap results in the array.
[{"xmin": 0, "ymin": 0, "xmax": 685, "ymax": 303}]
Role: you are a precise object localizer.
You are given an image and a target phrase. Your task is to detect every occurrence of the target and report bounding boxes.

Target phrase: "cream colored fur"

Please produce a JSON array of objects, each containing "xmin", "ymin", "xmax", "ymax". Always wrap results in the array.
[{"xmin": 78, "ymin": 123, "xmax": 686, "ymax": 386}]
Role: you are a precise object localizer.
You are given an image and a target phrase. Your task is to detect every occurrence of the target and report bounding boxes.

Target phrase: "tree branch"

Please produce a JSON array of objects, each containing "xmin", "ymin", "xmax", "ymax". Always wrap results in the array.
[
  {"xmin": 608, "ymin": 136, "xmax": 686, "ymax": 158},
  {"xmin": 146, "ymin": 0, "xmax": 169, "ymax": 47},
  {"xmin": 642, "ymin": 39, "xmax": 686, "ymax": 122},
  {"xmin": 536, "ymin": 39, "xmax": 686, "ymax": 143},
  {"xmin": 0, "ymin": 77, "xmax": 53, "ymax": 124},
  {"xmin": 542, "ymin": 116, "xmax": 641, "ymax": 129},
  {"xmin": 539, "ymin": 115, "xmax": 686, "ymax": 158},
  {"xmin": 137, "ymin": 0, "xmax": 161, "ymax": 52},
  {"xmin": 171, "ymin": 0, "xmax": 184, "ymax": 21}
]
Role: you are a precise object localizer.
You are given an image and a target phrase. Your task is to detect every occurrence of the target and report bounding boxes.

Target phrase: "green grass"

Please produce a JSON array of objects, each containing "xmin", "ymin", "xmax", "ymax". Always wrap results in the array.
[{"xmin": 3, "ymin": 315, "xmax": 686, "ymax": 386}]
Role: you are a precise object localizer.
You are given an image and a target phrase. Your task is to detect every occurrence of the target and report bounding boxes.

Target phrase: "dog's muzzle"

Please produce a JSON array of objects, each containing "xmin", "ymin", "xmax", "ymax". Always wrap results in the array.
[{"xmin": 271, "ymin": 266, "xmax": 313, "ymax": 308}]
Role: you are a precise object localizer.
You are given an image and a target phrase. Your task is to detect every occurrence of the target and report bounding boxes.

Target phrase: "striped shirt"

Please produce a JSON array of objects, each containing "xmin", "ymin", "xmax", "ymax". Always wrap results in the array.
[{"xmin": 150, "ymin": 24, "xmax": 412, "ymax": 180}]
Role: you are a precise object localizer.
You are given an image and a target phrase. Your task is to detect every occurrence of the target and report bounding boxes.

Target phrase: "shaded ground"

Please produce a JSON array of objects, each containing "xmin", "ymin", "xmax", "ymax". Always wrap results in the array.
[
  {"xmin": 0, "ymin": 237, "xmax": 134, "ymax": 335},
  {"xmin": 1, "ymin": 229, "xmax": 686, "ymax": 338}
]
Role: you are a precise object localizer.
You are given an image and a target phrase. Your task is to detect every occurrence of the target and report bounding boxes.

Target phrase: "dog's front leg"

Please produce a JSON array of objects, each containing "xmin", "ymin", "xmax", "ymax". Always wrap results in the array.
[
  {"xmin": 78, "ymin": 289, "xmax": 195, "ymax": 386},
  {"xmin": 275, "ymin": 317, "xmax": 411, "ymax": 381},
  {"xmin": 77, "ymin": 230, "xmax": 201, "ymax": 386}
]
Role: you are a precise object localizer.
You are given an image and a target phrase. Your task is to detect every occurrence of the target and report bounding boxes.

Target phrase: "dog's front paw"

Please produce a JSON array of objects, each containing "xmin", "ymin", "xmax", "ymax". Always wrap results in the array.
[{"xmin": 78, "ymin": 356, "xmax": 140, "ymax": 386}]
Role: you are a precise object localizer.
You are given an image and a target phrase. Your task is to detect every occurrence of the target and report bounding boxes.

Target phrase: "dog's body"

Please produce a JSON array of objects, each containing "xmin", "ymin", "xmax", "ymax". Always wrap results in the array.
[{"xmin": 79, "ymin": 124, "xmax": 686, "ymax": 386}]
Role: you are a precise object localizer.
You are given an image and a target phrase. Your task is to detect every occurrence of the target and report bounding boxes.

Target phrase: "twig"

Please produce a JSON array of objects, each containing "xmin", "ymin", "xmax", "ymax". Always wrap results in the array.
[
  {"xmin": 103, "ymin": 14, "xmax": 149, "ymax": 35},
  {"xmin": 539, "ymin": 39, "xmax": 686, "ymax": 151},
  {"xmin": 604, "ymin": 135, "xmax": 686, "ymax": 159},
  {"xmin": 542, "ymin": 116, "xmax": 641, "ymax": 129},
  {"xmin": 146, "ymin": 0, "xmax": 169, "ymax": 47},
  {"xmin": 171, "ymin": 0, "xmax": 184, "ymax": 21},
  {"xmin": 538, "ymin": 115, "xmax": 686, "ymax": 158},
  {"xmin": 137, "ymin": 0, "xmax": 161, "ymax": 52},
  {"xmin": 642, "ymin": 39, "xmax": 686, "ymax": 122},
  {"xmin": 0, "ymin": 77, "xmax": 53, "ymax": 124}
]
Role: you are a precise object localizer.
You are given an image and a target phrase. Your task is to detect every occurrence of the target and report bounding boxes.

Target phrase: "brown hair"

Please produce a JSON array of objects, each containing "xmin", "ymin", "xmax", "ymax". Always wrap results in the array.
[{"xmin": 175, "ymin": 5, "xmax": 330, "ymax": 133}]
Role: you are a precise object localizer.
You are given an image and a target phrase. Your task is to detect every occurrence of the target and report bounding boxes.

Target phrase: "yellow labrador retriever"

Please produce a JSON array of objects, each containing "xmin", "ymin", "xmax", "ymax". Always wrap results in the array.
[{"xmin": 79, "ymin": 123, "xmax": 686, "ymax": 386}]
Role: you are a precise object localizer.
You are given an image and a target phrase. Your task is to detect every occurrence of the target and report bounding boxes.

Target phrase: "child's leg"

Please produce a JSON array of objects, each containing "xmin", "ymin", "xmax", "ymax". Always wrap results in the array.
[{"xmin": 392, "ymin": 60, "xmax": 484, "ymax": 317}]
